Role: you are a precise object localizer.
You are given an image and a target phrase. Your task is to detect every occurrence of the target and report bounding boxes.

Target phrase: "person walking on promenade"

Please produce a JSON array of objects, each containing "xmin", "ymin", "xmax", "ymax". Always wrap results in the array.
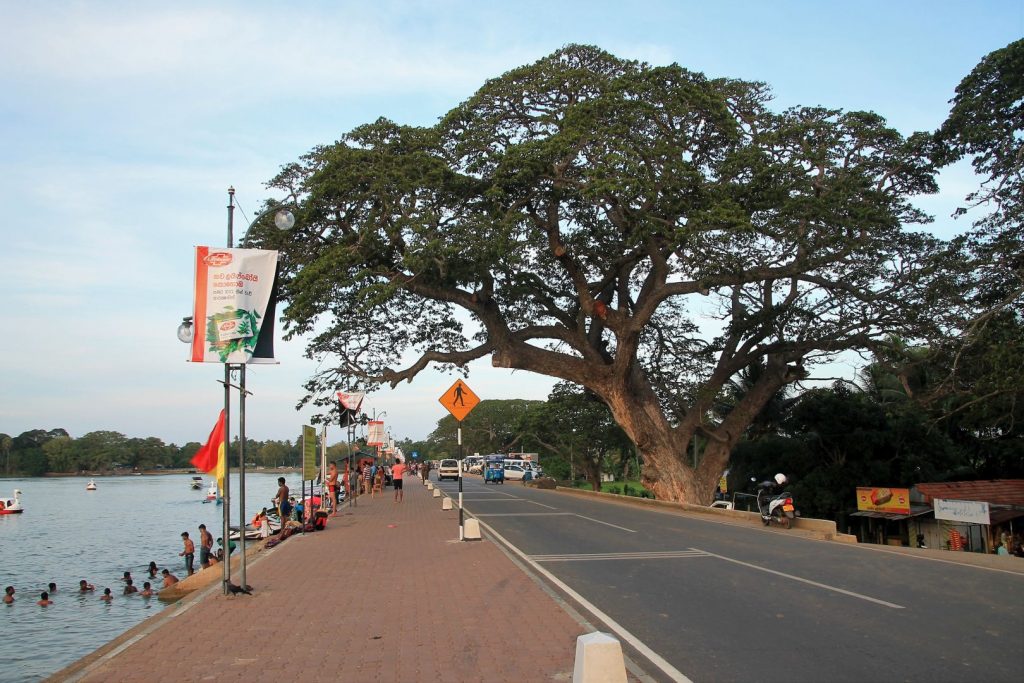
[
  {"xmin": 198, "ymin": 523, "xmax": 214, "ymax": 569},
  {"xmin": 392, "ymin": 458, "xmax": 406, "ymax": 502},
  {"xmin": 179, "ymin": 531, "xmax": 195, "ymax": 576},
  {"xmin": 362, "ymin": 464, "xmax": 373, "ymax": 496},
  {"xmin": 327, "ymin": 461, "xmax": 339, "ymax": 514}
]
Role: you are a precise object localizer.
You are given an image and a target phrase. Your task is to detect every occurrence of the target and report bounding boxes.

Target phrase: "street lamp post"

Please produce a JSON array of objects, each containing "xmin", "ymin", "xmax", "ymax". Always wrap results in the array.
[{"xmin": 179, "ymin": 186, "xmax": 296, "ymax": 595}]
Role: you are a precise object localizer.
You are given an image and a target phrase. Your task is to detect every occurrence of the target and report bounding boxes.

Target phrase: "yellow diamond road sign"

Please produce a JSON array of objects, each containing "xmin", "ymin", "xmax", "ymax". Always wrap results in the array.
[{"xmin": 439, "ymin": 379, "xmax": 480, "ymax": 422}]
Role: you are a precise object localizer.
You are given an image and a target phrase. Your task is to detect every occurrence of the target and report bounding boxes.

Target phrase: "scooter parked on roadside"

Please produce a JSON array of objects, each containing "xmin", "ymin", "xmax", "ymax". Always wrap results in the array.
[{"xmin": 754, "ymin": 473, "xmax": 797, "ymax": 529}]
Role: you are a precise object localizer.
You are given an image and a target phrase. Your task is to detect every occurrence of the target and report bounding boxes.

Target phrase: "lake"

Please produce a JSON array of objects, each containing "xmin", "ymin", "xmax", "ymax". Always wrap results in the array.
[{"xmin": 0, "ymin": 472, "xmax": 305, "ymax": 681}]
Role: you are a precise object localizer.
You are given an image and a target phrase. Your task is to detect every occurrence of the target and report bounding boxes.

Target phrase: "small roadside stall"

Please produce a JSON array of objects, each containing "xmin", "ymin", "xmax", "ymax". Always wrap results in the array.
[
  {"xmin": 849, "ymin": 486, "xmax": 932, "ymax": 546},
  {"xmin": 913, "ymin": 480, "xmax": 1024, "ymax": 554}
]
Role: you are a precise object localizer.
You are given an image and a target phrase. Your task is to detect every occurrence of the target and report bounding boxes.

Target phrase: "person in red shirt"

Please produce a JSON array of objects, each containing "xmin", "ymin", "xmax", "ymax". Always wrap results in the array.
[{"xmin": 392, "ymin": 458, "xmax": 406, "ymax": 502}]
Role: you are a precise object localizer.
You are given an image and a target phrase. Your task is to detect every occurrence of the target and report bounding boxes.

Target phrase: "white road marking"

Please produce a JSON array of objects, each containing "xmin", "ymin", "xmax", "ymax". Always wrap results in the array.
[
  {"xmin": 694, "ymin": 548, "xmax": 906, "ymax": 609},
  {"xmin": 573, "ymin": 514, "xmax": 636, "ymax": 532},
  {"xmin": 481, "ymin": 522, "xmax": 694, "ymax": 683},
  {"xmin": 532, "ymin": 550, "xmax": 710, "ymax": 562},
  {"xmin": 470, "ymin": 511, "xmax": 635, "ymax": 532}
]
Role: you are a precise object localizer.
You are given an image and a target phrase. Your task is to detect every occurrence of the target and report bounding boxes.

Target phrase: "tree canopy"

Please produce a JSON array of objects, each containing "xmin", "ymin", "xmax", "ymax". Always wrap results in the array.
[{"xmin": 260, "ymin": 45, "xmax": 948, "ymax": 504}]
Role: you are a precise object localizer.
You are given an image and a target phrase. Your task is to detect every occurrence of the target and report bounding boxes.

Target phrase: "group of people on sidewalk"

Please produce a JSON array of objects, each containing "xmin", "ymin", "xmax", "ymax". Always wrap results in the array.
[{"xmin": 320, "ymin": 457, "xmax": 411, "ymax": 511}]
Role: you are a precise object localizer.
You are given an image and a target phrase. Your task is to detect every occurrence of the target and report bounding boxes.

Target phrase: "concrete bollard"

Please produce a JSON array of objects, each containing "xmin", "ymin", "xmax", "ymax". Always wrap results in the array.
[
  {"xmin": 433, "ymin": 488, "xmax": 441, "ymax": 498},
  {"xmin": 427, "ymin": 483, "xmax": 434, "ymax": 490},
  {"xmin": 442, "ymin": 497, "xmax": 453, "ymax": 510},
  {"xmin": 572, "ymin": 632, "xmax": 627, "ymax": 683},
  {"xmin": 463, "ymin": 518, "xmax": 481, "ymax": 540}
]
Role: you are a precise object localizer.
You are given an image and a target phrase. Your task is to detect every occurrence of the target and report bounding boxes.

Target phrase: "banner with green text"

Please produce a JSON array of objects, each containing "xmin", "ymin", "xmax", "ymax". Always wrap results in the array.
[
  {"xmin": 189, "ymin": 247, "xmax": 280, "ymax": 364},
  {"xmin": 302, "ymin": 425, "xmax": 318, "ymax": 480}
]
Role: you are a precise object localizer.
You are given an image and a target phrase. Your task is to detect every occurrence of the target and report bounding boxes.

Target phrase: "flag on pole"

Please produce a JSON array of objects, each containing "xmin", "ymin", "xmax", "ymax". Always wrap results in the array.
[{"xmin": 191, "ymin": 410, "xmax": 226, "ymax": 494}]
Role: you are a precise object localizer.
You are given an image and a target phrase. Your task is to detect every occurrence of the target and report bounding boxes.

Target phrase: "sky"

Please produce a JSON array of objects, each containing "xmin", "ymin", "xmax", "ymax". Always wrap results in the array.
[{"xmin": 0, "ymin": 1, "xmax": 1020, "ymax": 447}]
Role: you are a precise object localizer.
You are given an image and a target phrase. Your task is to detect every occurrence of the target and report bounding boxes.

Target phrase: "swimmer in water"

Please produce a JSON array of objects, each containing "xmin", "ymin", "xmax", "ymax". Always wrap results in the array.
[
  {"xmin": 140, "ymin": 582, "xmax": 153, "ymax": 597},
  {"xmin": 79, "ymin": 580, "xmax": 95, "ymax": 592},
  {"xmin": 3, "ymin": 586, "xmax": 14, "ymax": 604},
  {"xmin": 100, "ymin": 588, "xmax": 113, "ymax": 602},
  {"xmin": 37, "ymin": 591, "xmax": 53, "ymax": 606}
]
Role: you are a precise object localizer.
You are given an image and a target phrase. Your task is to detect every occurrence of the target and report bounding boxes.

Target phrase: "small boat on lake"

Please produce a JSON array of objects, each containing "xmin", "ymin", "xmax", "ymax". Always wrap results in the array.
[
  {"xmin": 0, "ymin": 490, "xmax": 24, "ymax": 514},
  {"xmin": 86, "ymin": 479, "xmax": 97, "ymax": 491},
  {"xmin": 190, "ymin": 476, "xmax": 203, "ymax": 490},
  {"xmin": 203, "ymin": 482, "xmax": 222, "ymax": 505}
]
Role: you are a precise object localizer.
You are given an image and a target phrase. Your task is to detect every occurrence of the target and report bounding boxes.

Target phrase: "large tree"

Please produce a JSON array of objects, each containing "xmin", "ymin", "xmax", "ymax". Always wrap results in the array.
[
  {"xmin": 928, "ymin": 39, "xmax": 1024, "ymax": 444},
  {"xmin": 261, "ymin": 45, "xmax": 941, "ymax": 504}
]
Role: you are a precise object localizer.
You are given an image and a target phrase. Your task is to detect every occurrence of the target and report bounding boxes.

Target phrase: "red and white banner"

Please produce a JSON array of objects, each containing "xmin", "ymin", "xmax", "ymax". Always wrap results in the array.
[
  {"xmin": 337, "ymin": 392, "xmax": 365, "ymax": 411},
  {"xmin": 367, "ymin": 420, "xmax": 385, "ymax": 446},
  {"xmin": 189, "ymin": 247, "xmax": 279, "ymax": 364}
]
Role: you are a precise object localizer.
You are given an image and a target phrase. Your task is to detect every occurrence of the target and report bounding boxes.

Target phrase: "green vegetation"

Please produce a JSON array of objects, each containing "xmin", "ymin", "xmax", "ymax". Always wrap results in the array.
[
  {"xmin": 251, "ymin": 41, "xmax": 1021, "ymax": 505},
  {"xmin": 0, "ymin": 429, "xmax": 314, "ymax": 476}
]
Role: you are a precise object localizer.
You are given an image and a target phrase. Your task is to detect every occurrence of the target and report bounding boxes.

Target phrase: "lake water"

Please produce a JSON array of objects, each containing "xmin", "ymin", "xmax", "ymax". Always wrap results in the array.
[{"xmin": 0, "ymin": 472, "xmax": 303, "ymax": 681}]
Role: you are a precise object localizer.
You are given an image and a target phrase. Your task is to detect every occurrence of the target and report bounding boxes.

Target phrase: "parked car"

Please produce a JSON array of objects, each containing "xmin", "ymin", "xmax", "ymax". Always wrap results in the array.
[
  {"xmin": 503, "ymin": 464, "xmax": 533, "ymax": 481},
  {"xmin": 438, "ymin": 459, "xmax": 460, "ymax": 481}
]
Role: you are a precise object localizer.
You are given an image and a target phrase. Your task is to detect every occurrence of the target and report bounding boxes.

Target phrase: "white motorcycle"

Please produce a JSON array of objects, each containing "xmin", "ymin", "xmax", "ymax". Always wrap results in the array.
[{"xmin": 754, "ymin": 473, "xmax": 797, "ymax": 529}]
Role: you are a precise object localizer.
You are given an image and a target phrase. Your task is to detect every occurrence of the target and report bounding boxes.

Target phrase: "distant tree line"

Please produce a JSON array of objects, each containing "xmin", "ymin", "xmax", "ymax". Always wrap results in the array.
[{"xmin": 0, "ymin": 429, "xmax": 313, "ymax": 477}]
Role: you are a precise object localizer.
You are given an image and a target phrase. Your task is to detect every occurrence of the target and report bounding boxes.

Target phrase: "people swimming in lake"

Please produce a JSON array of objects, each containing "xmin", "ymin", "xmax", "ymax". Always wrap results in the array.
[
  {"xmin": 47, "ymin": 582, "xmax": 57, "ymax": 594},
  {"xmin": 79, "ymin": 580, "xmax": 95, "ymax": 592},
  {"xmin": 123, "ymin": 578, "xmax": 138, "ymax": 595},
  {"xmin": 140, "ymin": 582, "xmax": 153, "ymax": 598},
  {"xmin": 161, "ymin": 569, "xmax": 178, "ymax": 588},
  {"xmin": 100, "ymin": 588, "xmax": 113, "ymax": 602},
  {"xmin": 121, "ymin": 571, "xmax": 132, "ymax": 583},
  {"xmin": 3, "ymin": 586, "xmax": 14, "ymax": 603},
  {"xmin": 147, "ymin": 561, "xmax": 159, "ymax": 579},
  {"xmin": 38, "ymin": 591, "xmax": 53, "ymax": 606}
]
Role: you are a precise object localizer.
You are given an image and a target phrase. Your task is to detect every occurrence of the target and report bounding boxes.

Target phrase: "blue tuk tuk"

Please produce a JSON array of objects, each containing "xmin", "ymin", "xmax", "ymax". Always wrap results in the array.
[{"xmin": 484, "ymin": 455, "xmax": 505, "ymax": 484}]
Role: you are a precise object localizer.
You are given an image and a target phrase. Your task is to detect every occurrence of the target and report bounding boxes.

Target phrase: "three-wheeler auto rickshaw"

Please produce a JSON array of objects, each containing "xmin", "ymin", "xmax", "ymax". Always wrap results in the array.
[{"xmin": 484, "ymin": 455, "xmax": 505, "ymax": 484}]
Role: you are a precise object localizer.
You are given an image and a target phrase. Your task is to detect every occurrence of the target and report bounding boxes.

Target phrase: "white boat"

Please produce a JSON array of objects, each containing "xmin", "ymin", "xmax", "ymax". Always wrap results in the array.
[
  {"xmin": 86, "ymin": 479, "xmax": 97, "ymax": 491},
  {"xmin": 204, "ymin": 482, "xmax": 221, "ymax": 504},
  {"xmin": 228, "ymin": 518, "xmax": 281, "ymax": 541},
  {"xmin": 190, "ymin": 476, "xmax": 203, "ymax": 490},
  {"xmin": 0, "ymin": 489, "xmax": 24, "ymax": 514}
]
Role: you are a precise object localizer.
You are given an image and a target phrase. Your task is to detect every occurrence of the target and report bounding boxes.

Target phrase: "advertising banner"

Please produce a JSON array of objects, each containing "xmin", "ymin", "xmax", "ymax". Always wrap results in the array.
[
  {"xmin": 337, "ymin": 391, "xmax": 365, "ymax": 412},
  {"xmin": 189, "ymin": 247, "xmax": 279, "ymax": 364},
  {"xmin": 302, "ymin": 425, "xmax": 317, "ymax": 480},
  {"xmin": 934, "ymin": 498, "xmax": 990, "ymax": 525},
  {"xmin": 367, "ymin": 420, "xmax": 385, "ymax": 447},
  {"xmin": 856, "ymin": 487, "xmax": 911, "ymax": 515}
]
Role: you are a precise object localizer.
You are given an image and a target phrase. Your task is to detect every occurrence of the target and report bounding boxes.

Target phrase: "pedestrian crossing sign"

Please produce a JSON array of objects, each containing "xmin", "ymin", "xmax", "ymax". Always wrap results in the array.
[{"xmin": 439, "ymin": 379, "xmax": 480, "ymax": 422}]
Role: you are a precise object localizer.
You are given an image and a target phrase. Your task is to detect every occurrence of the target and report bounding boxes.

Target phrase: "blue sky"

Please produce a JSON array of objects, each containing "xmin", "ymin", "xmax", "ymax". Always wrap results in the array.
[{"xmin": 0, "ymin": 1, "xmax": 1019, "ymax": 446}]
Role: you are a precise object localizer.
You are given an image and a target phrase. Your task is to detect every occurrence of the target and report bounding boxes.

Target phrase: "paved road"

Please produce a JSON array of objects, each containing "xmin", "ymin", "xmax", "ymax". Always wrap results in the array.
[{"xmin": 437, "ymin": 475, "xmax": 1024, "ymax": 683}]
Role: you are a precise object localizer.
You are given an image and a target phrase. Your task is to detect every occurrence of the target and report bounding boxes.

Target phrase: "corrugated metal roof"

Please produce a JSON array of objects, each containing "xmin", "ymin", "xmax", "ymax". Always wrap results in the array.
[{"xmin": 914, "ymin": 480, "xmax": 1024, "ymax": 507}]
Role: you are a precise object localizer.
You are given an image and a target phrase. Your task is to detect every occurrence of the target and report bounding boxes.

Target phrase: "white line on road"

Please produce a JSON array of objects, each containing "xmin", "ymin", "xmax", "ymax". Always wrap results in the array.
[
  {"xmin": 533, "ymin": 550, "xmax": 710, "ymax": 562},
  {"xmin": 475, "ymin": 512, "xmax": 575, "ymax": 517},
  {"xmin": 480, "ymin": 522, "xmax": 694, "ymax": 683},
  {"xmin": 694, "ymin": 548, "xmax": 906, "ymax": 609},
  {"xmin": 573, "ymin": 514, "xmax": 636, "ymax": 533}
]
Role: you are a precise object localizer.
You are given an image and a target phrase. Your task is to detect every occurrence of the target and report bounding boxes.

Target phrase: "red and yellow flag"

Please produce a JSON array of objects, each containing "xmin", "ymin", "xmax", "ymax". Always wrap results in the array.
[{"xmin": 191, "ymin": 410, "xmax": 226, "ymax": 494}]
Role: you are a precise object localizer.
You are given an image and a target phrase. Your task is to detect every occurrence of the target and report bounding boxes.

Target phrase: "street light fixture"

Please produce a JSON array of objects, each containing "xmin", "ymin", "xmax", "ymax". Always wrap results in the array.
[
  {"xmin": 176, "ymin": 317, "xmax": 194, "ymax": 344},
  {"xmin": 177, "ymin": 186, "xmax": 297, "ymax": 595}
]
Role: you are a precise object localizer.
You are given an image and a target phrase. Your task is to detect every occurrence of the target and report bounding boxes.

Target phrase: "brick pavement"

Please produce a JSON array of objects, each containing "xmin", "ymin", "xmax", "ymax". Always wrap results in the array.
[{"xmin": 52, "ymin": 476, "xmax": 588, "ymax": 683}]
